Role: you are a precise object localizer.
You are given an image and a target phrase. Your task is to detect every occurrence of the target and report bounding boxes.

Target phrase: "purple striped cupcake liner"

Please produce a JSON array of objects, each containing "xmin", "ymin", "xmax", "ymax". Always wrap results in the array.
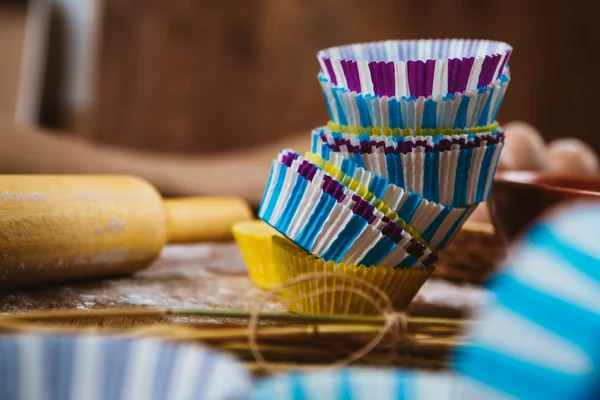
[
  {"xmin": 318, "ymin": 39, "xmax": 512, "ymax": 98},
  {"xmin": 258, "ymin": 150, "xmax": 437, "ymax": 269},
  {"xmin": 311, "ymin": 127, "xmax": 504, "ymax": 207},
  {"xmin": 305, "ymin": 152, "xmax": 478, "ymax": 251},
  {"xmin": 320, "ymin": 73, "xmax": 510, "ymax": 130},
  {"xmin": 315, "ymin": 126, "xmax": 504, "ymax": 154}
]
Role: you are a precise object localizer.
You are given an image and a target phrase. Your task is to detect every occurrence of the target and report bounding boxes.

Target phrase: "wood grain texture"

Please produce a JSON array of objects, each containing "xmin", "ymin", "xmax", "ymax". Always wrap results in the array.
[
  {"xmin": 0, "ymin": 3, "xmax": 27, "ymax": 117},
  {"xmin": 0, "ymin": 242, "xmax": 483, "ymax": 320},
  {"xmin": 92, "ymin": 0, "xmax": 600, "ymax": 154}
]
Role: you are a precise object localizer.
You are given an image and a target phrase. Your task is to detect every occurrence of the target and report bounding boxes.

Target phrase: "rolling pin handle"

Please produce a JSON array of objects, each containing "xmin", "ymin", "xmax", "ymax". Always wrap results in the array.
[{"xmin": 163, "ymin": 197, "xmax": 253, "ymax": 243}]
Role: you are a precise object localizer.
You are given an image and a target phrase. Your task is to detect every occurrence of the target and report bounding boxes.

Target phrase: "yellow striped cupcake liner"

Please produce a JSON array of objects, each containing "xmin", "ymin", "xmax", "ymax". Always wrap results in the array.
[{"xmin": 327, "ymin": 120, "xmax": 500, "ymax": 137}]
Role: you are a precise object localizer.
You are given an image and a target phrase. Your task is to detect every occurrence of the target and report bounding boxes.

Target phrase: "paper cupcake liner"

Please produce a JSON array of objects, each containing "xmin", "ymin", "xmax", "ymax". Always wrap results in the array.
[
  {"xmin": 232, "ymin": 220, "xmax": 285, "ymax": 290},
  {"xmin": 316, "ymin": 125, "xmax": 504, "ymax": 152},
  {"xmin": 277, "ymin": 149, "xmax": 425, "ymax": 242},
  {"xmin": 320, "ymin": 73, "xmax": 510, "ymax": 130},
  {"xmin": 318, "ymin": 39, "xmax": 512, "ymax": 98},
  {"xmin": 275, "ymin": 150, "xmax": 467, "ymax": 252},
  {"xmin": 305, "ymin": 152, "xmax": 478, "ymax": 250},
  {"xmin": 281, "ymin": 148, "xmax": 432, "ymax": 246},
  {"xmin": 326, "ymin": 120, "xmax": 500, "ymax": 137},
  {"xmin": 0, "ymin": 334, "xmax": 250, "ymax": 400},
  {"xmin": 252, "ymin": 370, "xmax": 460, "ymax": 400},
  {"xmin": 258, "ymin": 151, "xmax": 437, "ymax": 269},
  {"xmin": 312, "ymin": 126, "xmax": 504, "ymax": 207},
  {"xmin": 273, "ymin": 237, "xmax": 433, "ymax": 315},
  {"xmin": 311, "ymin": 127, "xmax": 504, "ymax": 207}
]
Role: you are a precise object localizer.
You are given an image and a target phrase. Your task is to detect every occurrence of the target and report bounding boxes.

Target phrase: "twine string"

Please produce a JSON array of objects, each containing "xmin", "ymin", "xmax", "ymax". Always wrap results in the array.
[{"xmin": 249, "ymin": 272, "xmax": 408, "ymax": 374}]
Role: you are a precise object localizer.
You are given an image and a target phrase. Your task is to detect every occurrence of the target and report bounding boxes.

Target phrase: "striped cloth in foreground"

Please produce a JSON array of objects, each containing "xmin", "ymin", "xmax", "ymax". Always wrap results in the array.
[{"xmin": 0, "ymin": 334, "xmax": 251, "ymax": 400}]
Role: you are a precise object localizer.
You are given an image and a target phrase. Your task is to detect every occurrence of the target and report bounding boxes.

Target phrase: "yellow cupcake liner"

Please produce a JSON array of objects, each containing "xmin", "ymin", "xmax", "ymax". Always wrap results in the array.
[
  {"xmin": 272, "ymin": 237, "xmax": 434, "ymax": 315},
  {"xmin": 327, "ymin": 120, "xmax": 500, "ymax": 137},
  {"xmin": 232, "ymin": 220, "xmax": 285, "ymax": 290}
]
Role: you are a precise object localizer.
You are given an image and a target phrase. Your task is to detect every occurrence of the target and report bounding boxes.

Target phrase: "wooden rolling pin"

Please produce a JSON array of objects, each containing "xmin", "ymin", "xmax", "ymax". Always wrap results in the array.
[{"xmin": 0, "ymin": 175, "xmax": 253, "ymax": 287}]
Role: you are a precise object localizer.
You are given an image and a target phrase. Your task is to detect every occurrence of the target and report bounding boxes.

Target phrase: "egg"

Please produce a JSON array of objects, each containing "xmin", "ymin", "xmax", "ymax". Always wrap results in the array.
[
  {"xmin": 547, "ymin": 138, "xmax": 599, "ymax": 175},
  {"xmin": 501, "ymin": 121, "xmax": 548, "ymax": 171},
  {"xmin": 497, "ymin": 148, "xmax": 516, "ymax": 171}
]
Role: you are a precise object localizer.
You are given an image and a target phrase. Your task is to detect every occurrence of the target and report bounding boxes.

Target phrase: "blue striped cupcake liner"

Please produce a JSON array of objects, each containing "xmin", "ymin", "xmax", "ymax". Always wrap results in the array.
[
  {"xmin": 305, "ymin": 152, "xmax": 478, "ymax": 250},
  {"xmin": 317, "ymin": 39, "xmax": 512, "ymax": 98},
  {"xmin": 0, "ymin": 334, "xmax": 250, "ymax": 400},
  {"xmin": 252, "ymin": 370, "xmax": 454, "ymax": 399},
  {"xmin": 264, "ymin": 149, "xmax": 427, "ymax": 244},
  {"xmin": 312, "ymin": 127, "xmax": 504, "ymax": 207},
  {"xmin": 258, "ymin": 150, "xmax": 437, "ymax": 269},
  {"xmin": 320, "ymin": 73, "xmax": 510, "ymax": 130},
  {"xmin": 454, "ymin": 204, "xmax": 600, "ymax": 399},
  {"xmin": 252, "ymin": 369, "xmax": 516, "ymax": 400}
]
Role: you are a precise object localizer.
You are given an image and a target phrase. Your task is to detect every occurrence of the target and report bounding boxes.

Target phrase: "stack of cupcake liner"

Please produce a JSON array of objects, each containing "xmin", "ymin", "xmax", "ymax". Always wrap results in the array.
[{"xmin": 248, "ymin": 39, "xmax": 511, "ymax": 315}]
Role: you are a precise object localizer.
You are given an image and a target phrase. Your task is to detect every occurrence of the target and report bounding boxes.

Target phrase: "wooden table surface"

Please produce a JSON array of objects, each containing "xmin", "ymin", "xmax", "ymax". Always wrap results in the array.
[{"xmin": 0, "ymin": 242, "xmax": 487, "ymax": 323}]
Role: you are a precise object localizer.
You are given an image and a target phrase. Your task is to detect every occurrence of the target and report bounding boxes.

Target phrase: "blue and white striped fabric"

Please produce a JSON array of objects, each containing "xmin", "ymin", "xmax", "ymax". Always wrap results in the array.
[
  {"xmin": 258, "ymin": 151, "xmax": 437, "ymax": 268},
  {"xmin": 311, "ymin": 129, "xmax": 503, "ymax": 207},
  {"xmin": 320, "ymin": 74, "xmax": 509, "ymax": 130},
  {"xmin": 454, "ymin": 204, "xmax": 600, "ymax": 400},
  {"xmin": 306, "ymin": 152, "xmax": 477, "ymax": 250},
  {"xmin": 0, "ymin": 334, "xmax": 251, "ymax": 400}
]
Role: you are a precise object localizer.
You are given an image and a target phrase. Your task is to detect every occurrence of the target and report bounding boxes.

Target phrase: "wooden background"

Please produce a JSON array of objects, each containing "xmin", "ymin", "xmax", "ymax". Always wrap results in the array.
[
  {"xmin": 0, "ymin": 3, "xmax": 25, "ymax": 119},
  {"xmin": 91, "ymin": 0, "xmax": 600, "ymax": 154}
]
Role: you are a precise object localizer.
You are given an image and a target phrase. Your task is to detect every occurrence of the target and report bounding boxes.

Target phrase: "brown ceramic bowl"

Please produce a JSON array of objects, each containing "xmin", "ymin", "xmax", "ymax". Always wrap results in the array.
[{"xmin": 489, "ymin": 171, "xmax": 600, "ymax": 244}]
